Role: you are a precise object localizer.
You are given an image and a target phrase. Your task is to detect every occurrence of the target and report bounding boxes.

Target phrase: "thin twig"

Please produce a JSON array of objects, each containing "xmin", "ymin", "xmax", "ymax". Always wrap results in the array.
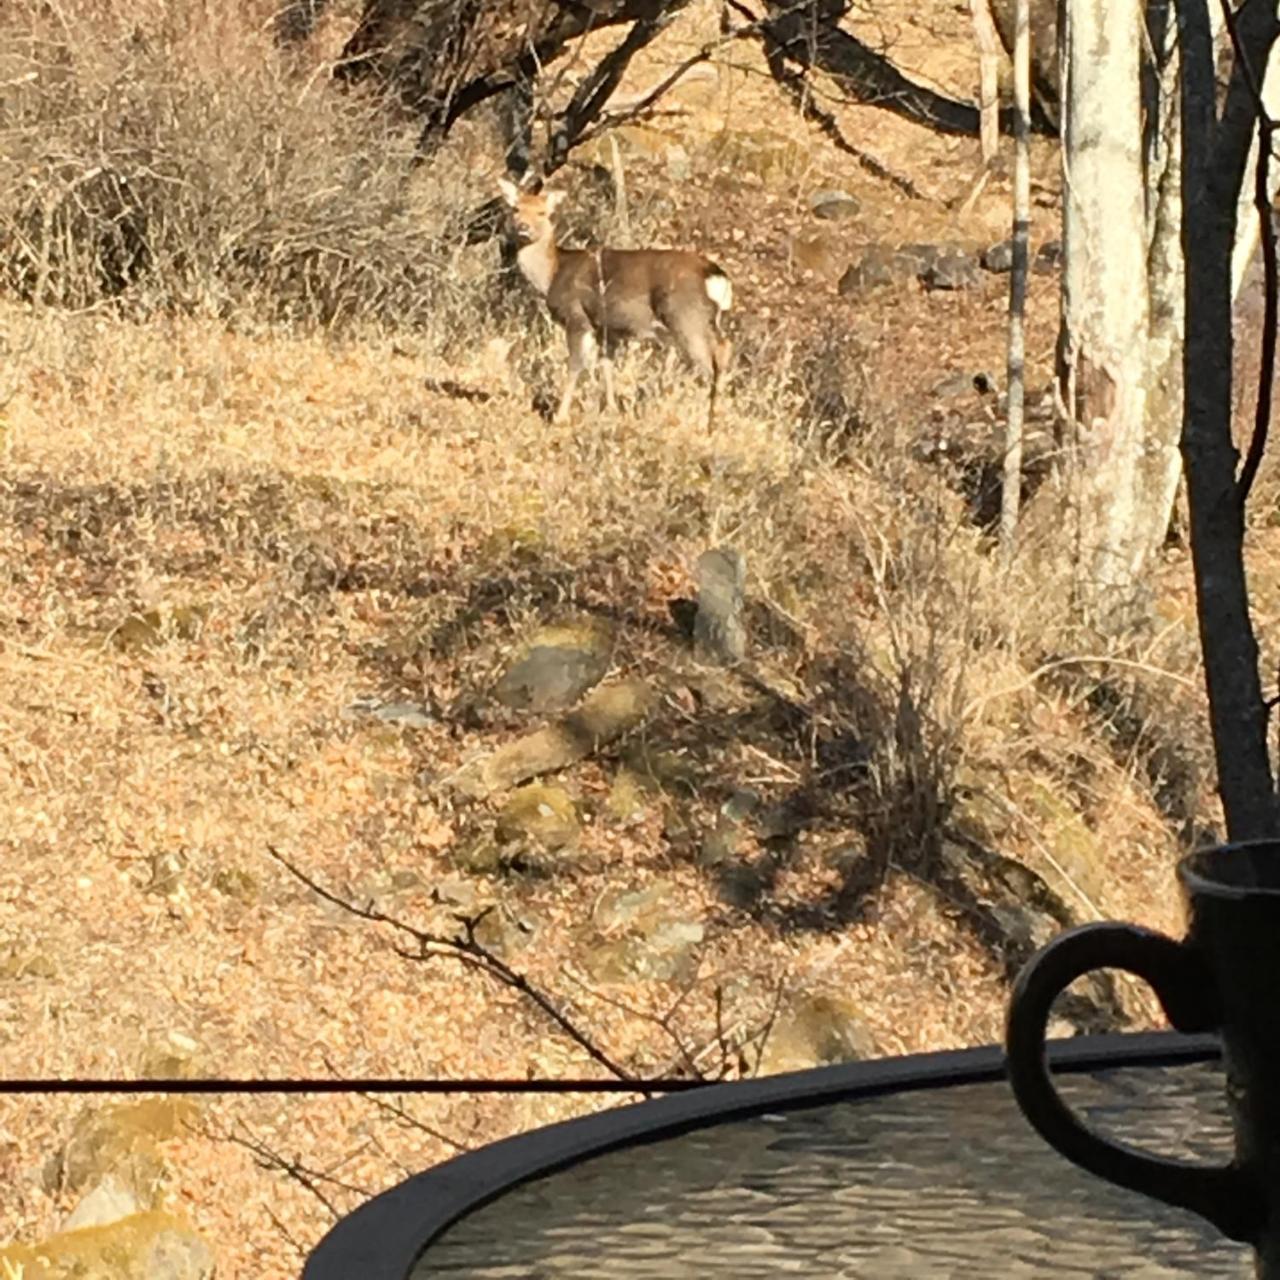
[
  {"xmin": 962, "ymin": 652, "xmax": 1197, "ymax": 719},
  {"xmin": 361, "ymin": 1093, "xmax": 470, "ymax": 1153},
  {"xmin": 265, "ymin": 846, "xmax": 639, "ymax": 1085},
  {"xmin": 560, "ymin": 966, "xmax": 707, "ymax": 1080},
  {"xmin": 1219, "ymin": 0, "xmax": 1279, "ymax": 502}
]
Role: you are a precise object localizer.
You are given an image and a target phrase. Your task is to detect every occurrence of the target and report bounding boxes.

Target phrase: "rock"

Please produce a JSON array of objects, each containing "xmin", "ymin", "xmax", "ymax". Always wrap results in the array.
[
  {"xmin": 0, "ymin": 1211, "xmax": 214, "ymax": 1280},
  {"xmin": 931, "ymin": 371, "xmax": 977, "ymax": 398},
  {"xmin": 1018, "ymin": 777, "xmax": 1108, "ymax": 906},
  {"xmin": 63, "ymin": 1173, "xmax": 144, "ymax": 1232},
  {"xmin": 45, "ymin": 1098, "xmax": 197, "ymax": 1200},
  {"xmin": 472, "ymin": 903, "xmax": 539, "ymax": 957},
  {"xmin": 494, "ymin": 784, "xmax": 580, "ymax": 852},
  {"xmin": 694, "ymin": 546, "xmax": 747, "ymax": 664},
  {"xmin": 622, "ymin": 745, "xmax": 699, "ymax": 792},
  {"xmin": 358, "ymin": 699, "xmax": 435, "ymax": 728},
  {"xmin": 699, "ymin": 788, "xmax": 759, "ymax": 869},
  {"xmin": 1033, "ymin": 239, "xmax": 1062, "ymax": 274},
  {"xmin": 493, "ymin": 620, "xmax": 613, "ymax": 713},
  {"xmin": 582, "ymin": 879, "xmax": 705, "ymax": 984},
  {"xmin": 987, "ymin": 902, "xmax": 1060, "ymax": 953},
  {"xmin": 808, "ymin": 187, "xmax": 861, "ymax": 221},
  {"xmin": 721, "ymin": 789, "xmax": 760, "ymax": 824},
  {"xmin": 837, "ymin": 244, "xmax": 902, "ymax": 295},
  {"xmin": 592, "ymin": 882, "xmax": 677, "ymax": 933},
  {"xmin": 920, "ymin": 247, "xmax": 980, "ymax": 291},
  {"xmin": 135, "ymin": 1031, "xmax": 206, "ymax": 1082},
  {"xmin": 450, "ymin": 678, "xmax": 652, "ymax": 798},
  {"xmin": 582, "ymin": 920, "xmax": 705, "ymax": 984},
  {"xmin": 450, "ymin": 835, "xmax": 504, "ymax": 875},
  {"xmin": 895, "ymin": 243, "xmax": 940, "ymax": 273},
  {"xmin": 111, "ymin": 605, "xmax": 208, "ymax": 653},
  {"xmin": 432, "ymin": 875, "xmax": 481, "ymax": 911},
  {"xmin": 981, "ymin": 238, "xmax": 1014, "ymax": 273},
  {"xmin": 757, "ymin": 993, "xmax": 878, "ymax": 1075},
  {"xmin": 144, "ymin": 850, "xmax": 187, "ymax": 898},
  {"xmin": 605, "ymin": 766, "xmax": 653, "ymax": 825}
]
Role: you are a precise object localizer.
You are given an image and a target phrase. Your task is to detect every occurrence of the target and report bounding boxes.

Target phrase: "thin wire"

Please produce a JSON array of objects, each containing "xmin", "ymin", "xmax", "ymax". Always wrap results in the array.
[{"xmin": 0, "ymin": 1076, "xmax": 710, "ymax": 1095}]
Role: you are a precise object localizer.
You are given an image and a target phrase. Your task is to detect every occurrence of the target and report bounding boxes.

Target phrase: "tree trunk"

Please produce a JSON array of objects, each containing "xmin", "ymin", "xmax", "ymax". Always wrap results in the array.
[
  {"xmin": 971, "ymin": 0, "xmax": 1002, "ymax": 165},
  {"xmin": 1176, "ymin": 0, "xmax": 1278, "ymax": 839},
  {"xmin": 1059, "ymin": 0, "xmax": 1155, "ymax": 618},
  {"xmin": 1231, "ymin": 53, "xmax": 1280, "ymax": 300},
  {"xmin": 1142, "ymin": 0, "xmax": 1187, "ymax": 558},
  {"xmin": 1000, "ymin": 0, "xmax": 1030, "ymax": 558}
]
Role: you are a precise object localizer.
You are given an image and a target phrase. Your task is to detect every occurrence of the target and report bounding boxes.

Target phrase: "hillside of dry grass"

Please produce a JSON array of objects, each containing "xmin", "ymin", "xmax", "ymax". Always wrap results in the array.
[{"xmin": 0, "ymin": 0, "xmax": 1271, "ymax": 1275}]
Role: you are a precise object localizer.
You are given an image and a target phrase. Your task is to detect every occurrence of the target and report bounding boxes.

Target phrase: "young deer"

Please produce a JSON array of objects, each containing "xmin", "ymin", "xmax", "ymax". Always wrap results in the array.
[{"xmin": 497, "ymin": 178, "xmax": 733, "ymax": 425}]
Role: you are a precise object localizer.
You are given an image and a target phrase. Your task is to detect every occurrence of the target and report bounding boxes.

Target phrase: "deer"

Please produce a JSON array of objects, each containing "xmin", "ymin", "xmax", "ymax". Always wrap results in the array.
[{"xmin": 497, "ymin": 177, "xmax": 733, "ymax": 426}]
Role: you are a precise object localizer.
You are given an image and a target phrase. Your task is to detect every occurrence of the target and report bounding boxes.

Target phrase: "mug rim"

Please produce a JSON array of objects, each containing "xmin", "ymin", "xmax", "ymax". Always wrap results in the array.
[{"xmin": 1179, "ymin": 837, "xmax": 1280, "ymax": 897}]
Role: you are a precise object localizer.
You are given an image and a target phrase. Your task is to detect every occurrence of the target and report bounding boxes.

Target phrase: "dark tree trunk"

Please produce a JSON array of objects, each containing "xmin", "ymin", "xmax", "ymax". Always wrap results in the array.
[{"xmin": 1176, "ymin": 0, "xmax": 1279, "ymax": 839}]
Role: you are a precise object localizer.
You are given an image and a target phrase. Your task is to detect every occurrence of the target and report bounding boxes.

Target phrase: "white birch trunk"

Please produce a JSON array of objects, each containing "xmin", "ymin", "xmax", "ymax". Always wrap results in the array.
[
  {"xmin": 1060, "ymin": 0, "xmax": 1152, "ymax": 614},
  {"xmin": 971, "ymin": 0, "xmax": 1003, "ymax": 165}
]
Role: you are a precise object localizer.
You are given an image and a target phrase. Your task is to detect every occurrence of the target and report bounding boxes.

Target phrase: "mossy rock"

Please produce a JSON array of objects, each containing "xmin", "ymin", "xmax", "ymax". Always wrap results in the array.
[
  {"xmin": 581, "ymin": 922, "xmax": 704, "ymax": 985},
  {"xmin": 495, "ymin": 784, "xmax": 580, "ymax": 851},
  {"xmin": 135, "ymin": 1034, "xmax": 206, "ymax": 1082},
  {"xmin": 296, "ymin": 473, "xmax": 346, "ymax": 502},
  {"xmin": 0, "ymin": 1210, "xmax": 214, "ymax": 1279},
  {"xmin": 605, "ymin": 766, "xmax": 656, "ymax": 825},
  {"xmin": 451, "ymin": 679, "xmax": 652, "ymax": 798},
  {"xmin": 952, "ymin": 762, "xmax": 1015, "ymax": 845},
  {"xmin": 621, "ymin": 745, "xmax": 699, "ymax": 792},
  {"xmin": 45, "ymin": 1099, "xmax": 198, "ymax": 1198},
  {"xmin": 493, "ymin": 618, "xmax": 614, "ymax": 713},
  {"xmin": 450, "ymin": 835, "xmax": 505, "ymax": 876},
  {"xmin": 757, "ymin": 994, "xmax": 878, "ymax": 1075}
]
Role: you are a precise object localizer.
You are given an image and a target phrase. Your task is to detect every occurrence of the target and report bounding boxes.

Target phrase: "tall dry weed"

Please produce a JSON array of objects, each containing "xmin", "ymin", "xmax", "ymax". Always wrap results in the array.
[{"xmin": 0, "ymin": 0, "xmax": 494, "ymax": 328}]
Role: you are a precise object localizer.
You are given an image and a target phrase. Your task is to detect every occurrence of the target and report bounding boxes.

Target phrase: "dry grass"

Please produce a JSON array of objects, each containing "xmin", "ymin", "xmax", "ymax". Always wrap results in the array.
[{"xmin": 0, "ymin": 0, "xmax": 1234, "ymax": 1274}]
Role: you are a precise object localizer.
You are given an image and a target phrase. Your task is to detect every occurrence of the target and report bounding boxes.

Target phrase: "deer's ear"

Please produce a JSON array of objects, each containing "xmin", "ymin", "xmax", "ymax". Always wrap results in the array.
[
  {"xmin": 497, "ymin": 177, "xmax": 520, "ymax": 207},
  {"xmin": 544, "ymin": 189, "xmax": 567, "ymax": 215}
]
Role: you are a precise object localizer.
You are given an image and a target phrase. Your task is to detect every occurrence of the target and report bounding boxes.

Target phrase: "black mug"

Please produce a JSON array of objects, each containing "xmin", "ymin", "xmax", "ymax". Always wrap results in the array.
[{"xmin": 1006, "ymin": 840, "xmax": 1280, "ymax": 1274}]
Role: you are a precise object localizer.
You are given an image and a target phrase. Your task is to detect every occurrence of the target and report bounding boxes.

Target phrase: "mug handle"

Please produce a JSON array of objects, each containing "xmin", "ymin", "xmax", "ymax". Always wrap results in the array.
[{"xmin": 1005, "ymin": 921, "xmax": 1260, "ymax": 1242}]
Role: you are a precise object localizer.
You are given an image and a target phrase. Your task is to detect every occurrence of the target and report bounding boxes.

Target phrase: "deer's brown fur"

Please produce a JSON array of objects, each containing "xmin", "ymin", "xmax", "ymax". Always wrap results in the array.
[{"xmin": 498, "ymin": 179, "xmax": 733, "ymax": 424}]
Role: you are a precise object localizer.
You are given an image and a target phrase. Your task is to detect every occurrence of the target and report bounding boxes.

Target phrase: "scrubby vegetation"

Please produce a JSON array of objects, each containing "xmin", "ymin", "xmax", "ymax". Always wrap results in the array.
[{"xmin": 1, "ymin": 0, "xmax": 1269, "ymax": 1274}]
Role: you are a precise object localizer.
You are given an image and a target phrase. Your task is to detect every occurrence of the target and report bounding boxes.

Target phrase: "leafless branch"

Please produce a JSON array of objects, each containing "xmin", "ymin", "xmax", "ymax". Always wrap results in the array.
[
  {"xmin": 735, "ymin": 0, "xmax": 927, "ymax": 199},
  {"xmin": 266, "ymin": 846, "xmax": 640, "ymax": 1085},
  {"xmin": 360, "ymin": 1093, "xmax": 472, "ymax": 1152},
  {"xmin": 211, "ymin": 1121, "xmax": 373, "ymax": 1219},
  {"xmin": 547, "ymin": 10, "xmax": 679, "ymax": 172},
  {"xmin": 1218, "ymin": 0, "xmax": 1279, "ymax": 503},
  {"xmin": 560, "ymin": 965, "xmax": 708, "ymax": 1080}
]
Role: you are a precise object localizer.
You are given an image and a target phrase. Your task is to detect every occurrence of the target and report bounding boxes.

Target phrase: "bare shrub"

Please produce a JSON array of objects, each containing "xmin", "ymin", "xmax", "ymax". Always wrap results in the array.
[{"xmin": 0, "ymin": 0, "xmax": 486, "ymax": 329}]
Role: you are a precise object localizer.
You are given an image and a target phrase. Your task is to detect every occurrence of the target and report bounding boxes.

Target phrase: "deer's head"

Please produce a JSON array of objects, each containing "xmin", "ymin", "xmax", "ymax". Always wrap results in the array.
[{"xmin": 497, "ymin": 178, "xmax": 564, "ymax": 247}]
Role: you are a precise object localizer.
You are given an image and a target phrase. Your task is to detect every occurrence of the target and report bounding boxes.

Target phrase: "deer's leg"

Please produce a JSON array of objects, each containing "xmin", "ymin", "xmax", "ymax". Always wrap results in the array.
[
  {"xmin": 600, "ymin": 354, "xmax": 618, "ymax": 414},
  {"xmin": 600, "ymin": 332, "xmax": 625, "ymax": 414},
  {"xmin": 666, "ymin": 309, "xmax": 723, "ymax": 427},
  {"xmin": 710, "ymin": 334, "xmax": 732, "ymax": 424},
  {"xmin": 555, "ymin": 325, "xmax": 596, "ymax": 423}
]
